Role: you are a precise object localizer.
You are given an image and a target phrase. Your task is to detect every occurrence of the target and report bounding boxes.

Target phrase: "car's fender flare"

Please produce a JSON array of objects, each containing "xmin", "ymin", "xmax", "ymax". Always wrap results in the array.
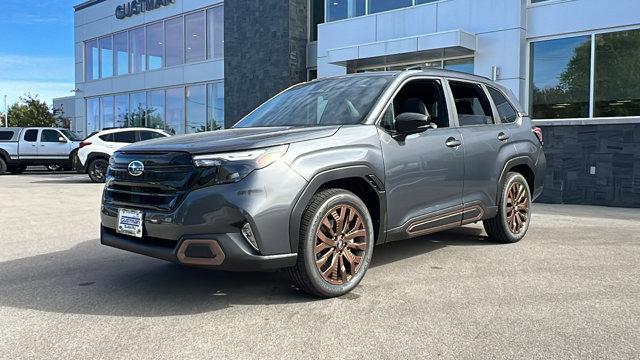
[
  {"xmin": 0, "ymin": 148, "xmax": 11, "ymax": 163},
  {"xmin": 288, "ymin": 165, "xmax": 387, "ymax": 253},
  {"xmin": 496, "ymin": 156, "xmax": 535, "ymax": 204},
  {"xmin": 86, "ymin": 152, "xmax": 111, "ymax": 171}
]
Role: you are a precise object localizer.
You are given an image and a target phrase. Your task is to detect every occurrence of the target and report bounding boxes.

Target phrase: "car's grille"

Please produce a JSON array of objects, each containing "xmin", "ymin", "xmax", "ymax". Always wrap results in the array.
[{"xmin": 104, "ymin": 151, "xmax": 197, "ymax": 212}]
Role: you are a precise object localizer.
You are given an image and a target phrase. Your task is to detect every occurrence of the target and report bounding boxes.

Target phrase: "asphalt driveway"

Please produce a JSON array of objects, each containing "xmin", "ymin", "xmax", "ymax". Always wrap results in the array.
[{"xmin": 0, "ymin": 172, "xmax": 638, "ymax": 359}]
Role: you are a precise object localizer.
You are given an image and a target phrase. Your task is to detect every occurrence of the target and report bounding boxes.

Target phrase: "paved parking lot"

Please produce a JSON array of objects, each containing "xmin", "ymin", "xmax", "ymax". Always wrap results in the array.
[{"xmin": 0, "ymin": 172, "xmax": 639, "ymax": 359}]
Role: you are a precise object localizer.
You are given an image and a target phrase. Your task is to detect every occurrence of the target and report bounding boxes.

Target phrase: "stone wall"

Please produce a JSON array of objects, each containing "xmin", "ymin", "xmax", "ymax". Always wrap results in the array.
[
  {"xmin": 224, "ymin": 0, "xmax": 308, "ymax": 127},
  {"xmin": 537, "ymin": 124, "xmax": 640, "ymax": 208}
]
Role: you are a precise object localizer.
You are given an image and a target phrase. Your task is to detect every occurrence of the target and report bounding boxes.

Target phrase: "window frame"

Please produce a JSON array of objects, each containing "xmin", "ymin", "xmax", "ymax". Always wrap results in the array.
[
  {"xmin": 526, "ymin": 25, "xmax": 640, "ymax": 124},
  {"xmin": 445, "ymin": 79, "xmax": 500, "ymax": 128}
]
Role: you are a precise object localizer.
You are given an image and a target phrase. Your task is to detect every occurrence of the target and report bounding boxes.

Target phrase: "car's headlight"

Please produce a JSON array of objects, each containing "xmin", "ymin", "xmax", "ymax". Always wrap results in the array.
[{"xmin": 192, "ymin": 145, "xmax": 289, "ymax": 185}]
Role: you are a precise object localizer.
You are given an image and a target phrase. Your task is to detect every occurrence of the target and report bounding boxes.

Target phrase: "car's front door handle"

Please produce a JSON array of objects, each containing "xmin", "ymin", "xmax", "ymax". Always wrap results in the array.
[
  {"xmin": 498, "ymin": 132, "xmax": 510, "ymax": 141},
  {"xmin": 445, "ymin": 137, "xmax": 462, "ymax": 148}
]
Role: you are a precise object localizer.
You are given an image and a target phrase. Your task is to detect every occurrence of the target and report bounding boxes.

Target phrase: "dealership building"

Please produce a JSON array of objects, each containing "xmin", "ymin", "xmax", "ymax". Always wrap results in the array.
[{"xmin": 58, "ymin": 0, "xmax": 640, "ymax": 206}]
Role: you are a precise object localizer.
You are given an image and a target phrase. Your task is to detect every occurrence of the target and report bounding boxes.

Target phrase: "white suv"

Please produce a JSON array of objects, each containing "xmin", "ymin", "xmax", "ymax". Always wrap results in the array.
[{"xmin": 77, "ymin": 128, "xmax": 170, "ymax": 182}]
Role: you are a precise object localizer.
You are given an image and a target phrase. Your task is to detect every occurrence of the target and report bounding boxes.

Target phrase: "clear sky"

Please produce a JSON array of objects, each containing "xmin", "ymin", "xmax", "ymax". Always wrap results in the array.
[{"xmin": 0, "ymin": 0, "xmax": 78, "ymax": 110}]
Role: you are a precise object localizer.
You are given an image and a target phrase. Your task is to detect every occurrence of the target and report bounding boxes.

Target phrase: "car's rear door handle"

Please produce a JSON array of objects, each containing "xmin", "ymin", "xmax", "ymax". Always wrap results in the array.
[
  {"xmin": 498, "ymin": 132, "xmax": 510, "ymax": 141},
  {"xmin": 445, "ymin": 137, "xmax": 462, "ymax": 148}
]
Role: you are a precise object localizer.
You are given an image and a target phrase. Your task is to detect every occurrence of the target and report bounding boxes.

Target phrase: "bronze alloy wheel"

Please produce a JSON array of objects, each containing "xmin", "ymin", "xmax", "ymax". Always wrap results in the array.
[
  {"xmin": 314, "ymin": 205, "xmax": 368, "ymax": 285},
  {"xmin": 506, "ymin": 181, "xmax": 529, "ymax": 234}
]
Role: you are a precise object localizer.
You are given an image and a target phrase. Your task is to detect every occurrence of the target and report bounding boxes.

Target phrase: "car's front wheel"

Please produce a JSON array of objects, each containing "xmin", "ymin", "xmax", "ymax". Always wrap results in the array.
[
  {"xmin": 484, "ymin": 172, "xmax": 532, "ymax": 243},
  {"xmin": 288, "ymin": 189, "xmax": 375, "ymax": 298},
  {"xmin": 87, "ymin": 158, "xmax": 109, "ymax": 183}
]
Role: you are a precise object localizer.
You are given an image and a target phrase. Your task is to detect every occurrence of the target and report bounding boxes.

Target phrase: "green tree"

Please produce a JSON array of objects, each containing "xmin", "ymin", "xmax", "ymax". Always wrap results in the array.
[{"xmin": 8, "ymin": 94, "xmax": 62, "ymax": 127}]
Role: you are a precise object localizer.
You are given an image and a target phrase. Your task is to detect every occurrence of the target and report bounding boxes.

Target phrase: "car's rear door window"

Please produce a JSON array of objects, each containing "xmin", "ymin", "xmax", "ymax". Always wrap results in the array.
[
  {"xmin": 99, "ymin": 133, "xmax": 114, "ymax": 142},
  {"xmin": 23, "ymin": 129, "xmax": 39, "ymax": 142},
  {"xmin": 112, "ymin": 131, "xmax": 136, "ymax": 143},
  {"xmin": 449, "ymin": 81, "xmax": 495, "ymax": 126}
]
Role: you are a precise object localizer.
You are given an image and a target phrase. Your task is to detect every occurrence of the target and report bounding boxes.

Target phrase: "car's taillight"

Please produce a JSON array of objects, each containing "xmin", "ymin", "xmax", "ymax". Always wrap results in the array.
[
  {"xmin": 532, "ymin": 127, "xmax": 543, "ymax": 146},
  {"xmin": 79, "ymin": 140, "xmax": 92, "ymax": 149}
]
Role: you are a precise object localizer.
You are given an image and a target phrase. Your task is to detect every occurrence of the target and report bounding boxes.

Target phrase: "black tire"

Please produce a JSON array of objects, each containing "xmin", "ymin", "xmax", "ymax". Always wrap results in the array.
[
  {"xmin": 87, "ymin": 158, "xmax": 109, "ymax": 183},
  {"xmin": 483, "ymin": 172, "xmax": 532, "ymax": 243},
  {"xmin": 8, "ymin": 165, "xmax": 27, "ymax": 174},
  {"xmin": 288, "ymin": 188, "xmax": 375, "ymax": 298},
  {"xmin": 0, "ymin": 158, "xmax": 6, "ymax": 175}
]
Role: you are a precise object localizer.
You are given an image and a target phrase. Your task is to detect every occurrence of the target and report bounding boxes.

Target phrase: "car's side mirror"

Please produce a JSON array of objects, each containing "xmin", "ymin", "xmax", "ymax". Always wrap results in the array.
[
  {"xmin": 58, "ymin": 136, "xmax": 68, "ymax": 143},
  {"xmin": 393, "ymin": 112, "xmax": 431, "ymax": 141}
]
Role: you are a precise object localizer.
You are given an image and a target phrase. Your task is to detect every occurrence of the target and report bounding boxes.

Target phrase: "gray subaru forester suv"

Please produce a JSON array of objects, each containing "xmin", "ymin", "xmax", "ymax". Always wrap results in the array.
[{"xmin": 101, "ymin": 70, "xmax": 545, "ymax": 298}]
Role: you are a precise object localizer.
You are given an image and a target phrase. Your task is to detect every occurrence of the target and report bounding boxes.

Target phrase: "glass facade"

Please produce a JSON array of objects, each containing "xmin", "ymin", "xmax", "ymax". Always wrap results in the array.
[
  {"xmin": 84, "ymin": 4, "xmax": 223, "ymax": 80},
  {"xmin": 530, "ymin": 28, "xmax": 640, "ymax": 119},
  {"xmin": 326, "ymin": 0, "xmax": 439, "ymax": 21},
  {"xmin": 594, "ymin": 29, "xmax": 640, "ymax": 118},
  {"xmin": 86, "ymin": 82, "xmax": 224, "ymax": 136},
  {"xmin": 146, "ymin": 22, "xmax": 164, "ymax": 70}
]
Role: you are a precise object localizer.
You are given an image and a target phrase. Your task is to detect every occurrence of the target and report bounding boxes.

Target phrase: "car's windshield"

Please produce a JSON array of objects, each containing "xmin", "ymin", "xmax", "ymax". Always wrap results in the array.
[
  {"xmin": 60, "ymin": 129, "xmax": 83, "ymax": 141},
  {"xmin": 234, "ymin": 75, "xmax": 393, "ymax": 128}
]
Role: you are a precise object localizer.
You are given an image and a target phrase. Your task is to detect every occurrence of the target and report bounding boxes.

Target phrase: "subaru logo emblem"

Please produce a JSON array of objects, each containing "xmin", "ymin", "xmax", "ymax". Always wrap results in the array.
[{"xmin": 128, "ymin": 161, "xmax": 144, "ymax": 177}]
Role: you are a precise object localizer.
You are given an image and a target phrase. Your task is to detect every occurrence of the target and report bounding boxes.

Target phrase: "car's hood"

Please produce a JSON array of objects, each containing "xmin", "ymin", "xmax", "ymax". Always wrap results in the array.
[{"xmin": 119, "ymin": 126, "xmax": 341, "ymax": 154}]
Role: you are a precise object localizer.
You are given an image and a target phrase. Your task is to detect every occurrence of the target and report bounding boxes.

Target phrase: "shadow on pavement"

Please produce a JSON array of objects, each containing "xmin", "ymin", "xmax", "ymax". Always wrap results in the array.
[{"xmin": 0, "ymin": 226, "xmax": 492, "ymax": 317}]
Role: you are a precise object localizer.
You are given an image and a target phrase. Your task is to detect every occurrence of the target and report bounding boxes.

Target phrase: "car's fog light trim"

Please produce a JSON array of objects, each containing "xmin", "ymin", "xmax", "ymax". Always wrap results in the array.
[{"xmin": 241, "ymin": 223, "xmax": 259, "ymax": 252}]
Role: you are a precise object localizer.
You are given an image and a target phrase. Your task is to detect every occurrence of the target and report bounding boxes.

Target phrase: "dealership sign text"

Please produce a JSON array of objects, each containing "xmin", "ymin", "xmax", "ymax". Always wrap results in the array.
[{"xmin": 116, "ymin": 0, "xmax": 176, "ymax": 20}]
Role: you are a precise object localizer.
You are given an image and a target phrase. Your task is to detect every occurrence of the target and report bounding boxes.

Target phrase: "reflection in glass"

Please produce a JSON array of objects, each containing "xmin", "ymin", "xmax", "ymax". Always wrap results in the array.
[
  {"xmin": 166, "ymin": 87, "xmax": 185, "ymax": 135},
  {"xmin": 114, "ymin": 32, "xmax": 128, "ymax": 76},
  {"xmin": 85, "ymin": 40, "xmax": 99, "ymax": 81},
  {"xmin": 146, "ymin": 22, "xmax": 164, "ymax": 70},
  {"xmin": 86, "ymin": 98, "xmax": 100, "ymax": 133},
  {"xmin": 594, "ymin": 29, "xmax": 640, "ymax": 117},
  {"xmin": 129, "ymin": 27, "xmax": 146, "ymax": 73},
  {"xmin": 115, "ymin": 95, "xmax": 129, "ymax": 128},
  {"xmin": 207, "ymin": 7, "xmax": 224, "ymax": 59},
  {"xmin": 207, "ymin": 82, "xmax": 225, "ymax": 130},
  {"xmin": 147, "ymin": 90, "xmax": 165, "ymax": 129},
  {"xmin": 186, "ymin": 85, "xmax": 207, "ymax": 133},
  {"xmin": 185, "ymin": 12, "xmax": 206, "ymax": 63},
  {"xmin": 100, "ymin": 96, "xmax": 114, "ymax": 128},
  {"xmin": 165, "ymin": 17, "xmax": 184, "ymax": 67},
  {"xmin": 99, "ymin": 36, "xmax": 113, "ymax": 78},
  {"xmin": 444, "ymin": 58, "xmax": 474, "ymax": 74},
  {"xmin": 326, "ymin": 0, "xmax": 366, "ymax": 21},
  {"xmin": 129, "ymin": 92, "xmax": 147, "ymax": 127},
  {"xmin": 530, "ymin": 36, "xmax": 591, "ymax": 119},
  {"xmin": 368, "ymin": 0, "xmax": 412, "ymax": 14}
]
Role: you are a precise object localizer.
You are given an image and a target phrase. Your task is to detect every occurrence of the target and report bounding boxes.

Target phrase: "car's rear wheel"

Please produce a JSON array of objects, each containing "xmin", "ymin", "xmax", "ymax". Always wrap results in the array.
[
  {"xmin": 0, "ymin": 158, "xmax": 7, "ymax": 175},
  {"xmin": 288, "ymin": 188, "xmax": 374, "ymax": 298},
  {"xmin": 87, "ymin": 158, "xmax": 109, "ymax": 183},
  {"xmin": 484, "ymin": 172, "xmax": 531, "ymax": 243}
]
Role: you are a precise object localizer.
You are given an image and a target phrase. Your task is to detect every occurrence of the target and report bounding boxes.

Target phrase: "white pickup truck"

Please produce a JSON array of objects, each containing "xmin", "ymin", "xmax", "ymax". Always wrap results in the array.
[{"xmin": 0, "ymin": 127, "xmax": 82, "ymax": 175}]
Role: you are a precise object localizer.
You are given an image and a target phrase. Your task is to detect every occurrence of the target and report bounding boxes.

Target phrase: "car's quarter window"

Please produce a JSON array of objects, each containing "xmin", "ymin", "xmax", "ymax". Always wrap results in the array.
[
  {"xmin": 112, "ymin": 131, "xmax": 136, "ymax": 143},
  {"xmin": 488, "ymin": 87, "xmax": 518, "ymax": 124},
  {"xmin": 449, "ymin": 81, "xmax": 495, "ymax": 126},
  {"xmin": 23, "ymin": 129, "xmax": 39, "ymax": 142},
  {"xmin": 99, "ymin": 133, "xmax": 114, "ymax": 142},
  {"xmin": 384, "ymin": 79, "xmax": 449, "ymax": 130},
  {"xmin": 41, "ymin": 129, "xmax": 63, "ymax": 143},
  {"xmin": 138, "ymin": 131, "xmax": 165, "ymax": 142}
]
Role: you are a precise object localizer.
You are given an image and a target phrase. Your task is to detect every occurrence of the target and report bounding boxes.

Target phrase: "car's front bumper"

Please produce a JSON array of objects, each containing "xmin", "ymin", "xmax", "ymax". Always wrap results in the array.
[
  {"xmin": 101, "ymin": 226, "xmax": 297, "ymax": 271},
  {"xmin": 100, "ymin": 161, "xmax": 307, "ymax": 271}
]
